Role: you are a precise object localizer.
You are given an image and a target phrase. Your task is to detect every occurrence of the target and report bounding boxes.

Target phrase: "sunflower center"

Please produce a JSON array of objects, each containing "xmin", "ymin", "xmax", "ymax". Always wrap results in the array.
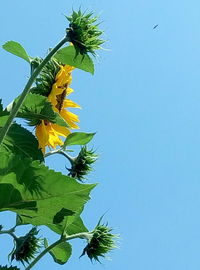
[
  {"xmin": 55, "ymin": 85, "xmax": 68, "ymax": 112},
  {"xmin": 44, "ymin": 120, "xmax": 49, "ymax": 126}
]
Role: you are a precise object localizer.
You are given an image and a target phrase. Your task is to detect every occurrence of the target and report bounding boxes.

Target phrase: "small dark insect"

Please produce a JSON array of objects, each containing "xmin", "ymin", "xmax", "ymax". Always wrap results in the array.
[{"xmin": 153, "ymin": 24, "xmax": 159, "ymax": 29}]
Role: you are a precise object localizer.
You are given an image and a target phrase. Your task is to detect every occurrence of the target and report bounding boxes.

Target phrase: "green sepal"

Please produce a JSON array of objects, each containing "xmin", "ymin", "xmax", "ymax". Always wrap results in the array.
[
  {"xmin": 10, "ymin": 227, "xmax": 41, "ymax": 264},
  {"xmin": 68, "ymin": 146, "xmax": 97, "ymax": 181},
  {"xmin": 2, "ymin": 41, "xmax": 30, "ymax": 63},
  {"xmin": 30, "ymin": 57, "xmax": 60, "ymax": 97},
  {"xmin": 54, "ymin": 46, "xmax": 94, "ymax": 74},
  {"xmin": 66, "ymin": 10, "xmax": 104, "ymax": 56},
  {"xmin": 63, "ymin": 132, "xmax": 95, "ymax": 147},
  {"xmin": 44, "ymin": 239, "xmax": 72, "ymax": 265}
]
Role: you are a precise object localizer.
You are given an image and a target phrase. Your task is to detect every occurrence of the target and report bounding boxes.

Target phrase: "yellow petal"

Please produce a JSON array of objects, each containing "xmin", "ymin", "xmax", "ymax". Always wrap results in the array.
[
  {"xmin": 66, "ymin": 87, "xmax": 74, "ymax": 95},
  {"xmin": 66, "ymin": 111, "xmax": 80, "ymax": 122},
  {"xmin": 48, "ymin": 132, "xmax": 63, "ymax": 148},
  {"xmin": 35, "ymin": 121, "xmax": 49, "ymax": 153},
  {"xmin": 56, "ymin": 65, "xmax": 73, "ymax": 86},
  {"xmin": 63, "ymin": 99, "xmax": 81, "ymax": 108},
  {"xmin": 61, "ymin": 110, "xmax": 80, "ymax": 129},
  {"xmin": 51, "ymin": 124, "xmax": 71, "ymax": 137}
]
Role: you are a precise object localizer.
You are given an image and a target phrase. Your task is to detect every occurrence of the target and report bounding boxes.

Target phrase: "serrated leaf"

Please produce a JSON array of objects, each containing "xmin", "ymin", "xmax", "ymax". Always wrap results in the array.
[
  {"xmin": 0, "ymin": 266, "xmax": 20, "ymax": 270},
  {"xmin": 0, "ymin": 151, "xmax": 96, "ymax": 227},
  {"xmin": 44, "ymin": 239, "xmax": 72, "ymax": 265},
  {"xmin": 15, "ymin": 93, "xmax": 68, "ymax": 127},
  {"xmin": 2, "ymin": 41, "xmax": 30, "ymax": 63},
  {"xmin": 63, "ymin": 132, "xmax": 95, "ymax": 147},
  {"xmin": 1, "ymin": 123, "xmax": 44, "ymax": 162},
  {"xmin": 54, "ymin": 46, "xmax": 94, "ymax": 74}
]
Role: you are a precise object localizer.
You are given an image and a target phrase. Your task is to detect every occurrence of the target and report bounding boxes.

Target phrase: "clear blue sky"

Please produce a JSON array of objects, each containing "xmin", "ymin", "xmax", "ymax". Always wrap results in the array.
[{"xmin": 1, "ymin": 0, "xmax": 200, "ymax": 269}]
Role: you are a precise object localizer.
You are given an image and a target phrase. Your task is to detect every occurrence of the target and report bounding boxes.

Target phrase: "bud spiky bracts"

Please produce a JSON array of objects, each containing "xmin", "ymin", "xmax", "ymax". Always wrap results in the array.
[
  {"xmin": 80, "ymin": 223, "xmax": 117, "ymax": 262},
  {"xmin": 11, "ymin": 227, "xmax": 41, "ymax": 265},
  {"xmin": 68, "ymin": 146, "xmax": 97, "ymax": 181},
  {"xmin": 31, "ymin": 58, "xmax": 60, "ymax": 97},
  {"xmin": 66, "ymin": 10, "xmax": 105, "ymax": 56}
]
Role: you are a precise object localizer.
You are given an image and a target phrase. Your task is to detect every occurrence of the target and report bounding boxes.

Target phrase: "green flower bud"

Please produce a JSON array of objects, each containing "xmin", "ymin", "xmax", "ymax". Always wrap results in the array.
[
  {"xmin": 66, "ymin": 10, "xmax": 105, "ymax": 56},
  {"xmin": 31, "ymin": 58, "xmax": 60, "ymax": 97},
  {"xmin": 80, "ymin": 223, "xmax": 117, "ymax": 262},
  {"xmin": 11, "ymin": 227, "xmax": 41, "ymax": 265},
  {"xmin": 68, "ymin": 146, "xmax": 97, "ymax": 181}
]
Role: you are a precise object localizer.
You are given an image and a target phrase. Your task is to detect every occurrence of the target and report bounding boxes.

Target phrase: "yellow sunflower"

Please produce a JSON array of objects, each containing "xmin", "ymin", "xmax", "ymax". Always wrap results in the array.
[{"xmin": 36, "ymin": 65, "xmax": 80, "ymax": 153}]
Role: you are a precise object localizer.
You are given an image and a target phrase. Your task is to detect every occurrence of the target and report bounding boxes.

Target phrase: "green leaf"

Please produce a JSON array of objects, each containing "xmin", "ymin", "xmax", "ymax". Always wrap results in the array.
[
  {"xmin": 44, "ymin": 239, "xmax": 72, "ymax": 265},
  {"xmin": 54, "ymin": 46, "xmax": 94, "ymax": 74},
  {"xmin": 53, "ymin": 208, "xmax": 75, "ymax": 224},
  {"xmin": 2, "ymin": 41, "xmax": 30, "ymax": 63},
  {"xmin": 15, "ymin": 93, "xmax": 68, "ymax": 127},
  {"xmin": 63, "ymin": 132, "xmax": 95, "ymax": 147},
  {"xmin": 0, "ymin": 151, "xmax": 96, "ymax": 228},
  {"xmin": 48, "ymin": 207, "xmax": 88, "ymax": 235},
  {"xmin": 1, "ymin": 123, "xmax": 44, "ymax": 162},
  {"xmin": 0, "ymin": 101, "xmax": 8, "ymax": 127},
  {"xmin": 65, "ymin": 215, "xmax": 88, "ymax": 235},
  {"xmin": 0, "ymin": 183, "xmax": 37, "ymax": 211},
  {"xmin": 0, "ymin": 102, "xmax": 10, "ymax": 126}
]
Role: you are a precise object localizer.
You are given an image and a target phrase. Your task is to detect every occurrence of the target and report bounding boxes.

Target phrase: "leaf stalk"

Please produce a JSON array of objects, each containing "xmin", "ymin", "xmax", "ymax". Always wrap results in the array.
[
  {"xmin": 45, "ymin": 149, "xmax": 75, "ymax": 164},
  {"xmin": 0, "ymin": 228, "xmax": 18, "ymax": 241},
  {"xmin": 25, "ymin": 232, "xmax": 92, "ymax": 270}
]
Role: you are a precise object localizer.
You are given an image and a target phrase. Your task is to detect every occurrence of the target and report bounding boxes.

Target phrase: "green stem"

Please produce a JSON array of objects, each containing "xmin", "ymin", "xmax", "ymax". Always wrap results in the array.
[
  {"xmin": 0, "ymin": 229, "xmax": 18, "ymax": 241},
  {"xmin": 25, "ymin": 232, "xmax": 92, "ymax": 270},
  {"xmin": 45, "ymin": 149, "xmax": 75, "ymax": 164},
  {"xmin": 0, "ymin": 36, "xmax": 69, "ymax": 145}
]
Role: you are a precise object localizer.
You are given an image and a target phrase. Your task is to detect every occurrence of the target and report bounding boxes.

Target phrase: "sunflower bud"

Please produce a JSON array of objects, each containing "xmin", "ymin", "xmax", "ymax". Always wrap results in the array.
[
  {"xmin": 80, "ymin": 223, "xmax": 117, "ymax": 262},
  {"xmin": 11, "ymin": 227, "xmax": 41, "ymax": 264},
  {"xmin": 66, "ymin": 10, "xmax": 105, "ymax": 56},
  {"xmin": 68, "ymin": 146, "xmax": 97, "ymax": 181}
]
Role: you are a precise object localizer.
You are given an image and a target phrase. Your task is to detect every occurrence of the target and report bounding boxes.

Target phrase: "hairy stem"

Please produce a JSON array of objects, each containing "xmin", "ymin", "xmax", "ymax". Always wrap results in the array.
[
  {"xmin": 0, "ymin": 229, "xmax": 18, "ymax": 241},
  {"xmin": 25, "ymin": 232, "xmax": 92, "ymax": 270},
  {"xmin": 0, "ymin": 36, "xmax": 68, "ymax": 145},
  {"xmin": 45, "ymin": 149, "xmax": 75, "ymax": 164}
]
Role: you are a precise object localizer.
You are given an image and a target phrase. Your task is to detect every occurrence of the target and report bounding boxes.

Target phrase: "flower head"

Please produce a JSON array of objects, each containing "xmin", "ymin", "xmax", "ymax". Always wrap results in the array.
[
  {"xmin": 80, "ymin": 223, "xmax": 117, "ymax": 262},
  {"xmin": 68, "ymin": 146, "xmax": 97, "ymax": 181},
  {"xmin": 11, "ymin": 227, "xmax": 41, "ymax": 265},
  {"xmin": 34, "ymin": 61, "xmax": 80, "ymax": 153},
  {"xmin": 66, "ymin": 10, "xmax": 105, "ymax": 56}
]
